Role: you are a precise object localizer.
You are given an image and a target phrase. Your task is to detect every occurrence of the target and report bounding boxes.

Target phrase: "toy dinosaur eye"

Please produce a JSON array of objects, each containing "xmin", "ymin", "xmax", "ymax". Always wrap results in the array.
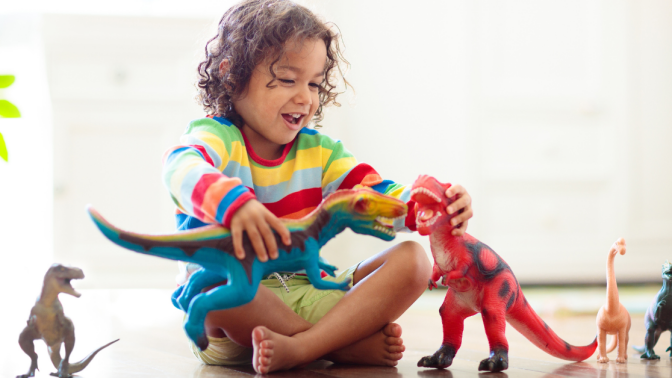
[{"xmin": 354, "ymin": 198, "xmax": 369, "ymax": 213}]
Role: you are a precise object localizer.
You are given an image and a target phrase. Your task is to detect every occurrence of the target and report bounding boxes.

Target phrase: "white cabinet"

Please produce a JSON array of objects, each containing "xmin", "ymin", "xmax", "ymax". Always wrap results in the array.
[{"xmin": 41, "ymin": 14, "xmax": 211, "ymax": 288}]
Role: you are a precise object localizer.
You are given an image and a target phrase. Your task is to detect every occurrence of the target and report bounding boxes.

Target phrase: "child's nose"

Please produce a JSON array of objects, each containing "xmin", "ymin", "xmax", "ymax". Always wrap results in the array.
[{"xmin": 293, "ymin": 85, "xmax": 312, "ymax": 105}]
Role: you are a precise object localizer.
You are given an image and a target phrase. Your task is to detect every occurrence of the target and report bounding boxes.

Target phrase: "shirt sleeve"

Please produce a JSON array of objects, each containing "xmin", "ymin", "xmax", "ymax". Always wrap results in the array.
[
  {"xmin": 320, "ymin": 138, "xmax": 416, "ymax": 232},
  {"xmin": 162, "ymin": 117, "xmax": 255, "ymax": 228}
]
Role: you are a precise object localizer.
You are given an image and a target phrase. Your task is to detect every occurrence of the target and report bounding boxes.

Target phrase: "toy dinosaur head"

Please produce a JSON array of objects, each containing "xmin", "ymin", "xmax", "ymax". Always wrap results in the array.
[
  {"xmin": 663, "ymin": 261, "xmax": 672, "ymax": 281},
  {"xmin": 323, "ymin": 187, "xmax": 407, "ymax": 241},
  {"xmin": 410, "ymin": 175, "xmax": 456, "ymax": 236},
  {"xmin": 45, "ymin": 264, "xmax": 85, "ymax": 298}
]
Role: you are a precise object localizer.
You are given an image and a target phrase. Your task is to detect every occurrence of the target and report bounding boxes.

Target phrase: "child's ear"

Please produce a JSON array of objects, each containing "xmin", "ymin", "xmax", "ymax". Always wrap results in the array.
[{"xmin": 219, "ymin": 59, "xmax": 230, "ymax": 78}]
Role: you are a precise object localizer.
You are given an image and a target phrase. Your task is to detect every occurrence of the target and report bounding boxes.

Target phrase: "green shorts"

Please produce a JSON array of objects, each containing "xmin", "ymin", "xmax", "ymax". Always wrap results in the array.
[{"xmin": 189, "ymin": 263, "xmax": 359, "ymax": 366}]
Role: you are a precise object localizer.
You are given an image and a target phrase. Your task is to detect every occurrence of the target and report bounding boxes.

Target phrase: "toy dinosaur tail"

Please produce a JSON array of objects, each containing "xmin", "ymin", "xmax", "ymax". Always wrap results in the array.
[
  {"xmin": 507, "ymin": 296, "xmax": 597, "ymax": 361},
  {"xmin": 87, "ymin": 205, "xmax": 231, "ymax": 263},
  {"xmin": 632, "ymin": 344, "xmax": 646, "ymax": 353},
  {"xmin": 64, "ymin": 339, "xmax": 119, "ymax": 374}
]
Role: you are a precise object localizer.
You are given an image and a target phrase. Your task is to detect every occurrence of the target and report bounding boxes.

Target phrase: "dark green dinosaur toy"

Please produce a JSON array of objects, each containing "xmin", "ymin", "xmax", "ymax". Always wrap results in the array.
[
  {"xmin": 87, "ymin": 187, "xmax": 407, "ymax": 351},
  {"xmin": 633, "ymin": 261, "xmax": 672, "ymax": 359},
  {"xmin": 17, "ymin": 264, "xmax": 119, "ymax": 378}
]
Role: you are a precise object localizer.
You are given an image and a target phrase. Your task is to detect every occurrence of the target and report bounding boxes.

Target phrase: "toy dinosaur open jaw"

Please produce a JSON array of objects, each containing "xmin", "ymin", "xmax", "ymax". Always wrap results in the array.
[
  {"xmin": 59, "ymin": 275, "xmax": 84, "ymax": 298},
  {"xmin": 663, "ymin": 261, "xmax": 672, "ymax": 280},
  {"xmin": 410, "ymin": 186, "xmax": 443, "ymax": 205},
  {"xmin": 48, "ymin": 264, "xmax": 85, "ymax": 298},
  {"xmin": 373, "ymin": 215, "xmax": 400, "ymax": 237},
  {"xmin": 416, "ymin": 209, "xmax": 441, "ymax": 229}
]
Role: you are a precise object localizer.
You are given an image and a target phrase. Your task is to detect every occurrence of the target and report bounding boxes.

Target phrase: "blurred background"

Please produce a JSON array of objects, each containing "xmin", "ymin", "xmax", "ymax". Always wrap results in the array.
[{"xmin": 1, "ymin": 0, "xmax": 671, "ymax": 291}]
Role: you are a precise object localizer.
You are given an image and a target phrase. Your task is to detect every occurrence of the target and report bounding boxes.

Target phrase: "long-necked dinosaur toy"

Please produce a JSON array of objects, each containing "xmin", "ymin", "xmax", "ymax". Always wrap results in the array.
[
  {"xmin": 17, "ymin": 264, "xmax": 119, "ymax": 378},
  {"xmin": 87, "ymin": 188, "xmax": 407, "ymax": 351},
  {"xmin": 411, "ymin": 175, "xmax": 597, "ymax": 372}
]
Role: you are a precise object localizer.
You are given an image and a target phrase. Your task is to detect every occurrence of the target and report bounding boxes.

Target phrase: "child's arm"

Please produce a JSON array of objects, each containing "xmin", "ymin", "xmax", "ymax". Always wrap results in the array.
[{"xmin": 163, "ymin": 117, "xmax": 290, "ymax": 261}]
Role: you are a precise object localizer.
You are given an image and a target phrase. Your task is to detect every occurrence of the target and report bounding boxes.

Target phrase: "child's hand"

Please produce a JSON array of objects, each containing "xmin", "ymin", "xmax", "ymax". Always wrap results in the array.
[
  {"xmin": 445, "ymin": 184, "xmax": 472, "ymax": 236},
  {"xmin": 229, "ymin": 200, "xmax": 291, "ymax": 262}
]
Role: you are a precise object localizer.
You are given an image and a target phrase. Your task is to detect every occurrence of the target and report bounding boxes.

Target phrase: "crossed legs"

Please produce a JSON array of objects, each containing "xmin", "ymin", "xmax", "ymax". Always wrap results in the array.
[{"xmin": 202, "ymin": 240, "xmax": 431, "ymax": 373}]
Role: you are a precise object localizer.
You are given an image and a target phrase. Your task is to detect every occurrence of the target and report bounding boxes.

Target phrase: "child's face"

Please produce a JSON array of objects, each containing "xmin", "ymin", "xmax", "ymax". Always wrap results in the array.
[{"xmin": 233, "ymin": 38, "xmax": 327, "ymax": 158}]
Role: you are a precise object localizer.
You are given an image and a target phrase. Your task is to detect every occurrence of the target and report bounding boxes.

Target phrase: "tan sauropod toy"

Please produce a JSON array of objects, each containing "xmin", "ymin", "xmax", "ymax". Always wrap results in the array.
[{"xmin": 595, "ymin": 238, "xmax": 631, "ymax": 363}]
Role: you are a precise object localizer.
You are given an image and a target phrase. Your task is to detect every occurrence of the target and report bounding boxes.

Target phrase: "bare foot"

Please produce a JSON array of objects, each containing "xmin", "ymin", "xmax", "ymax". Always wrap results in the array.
[
  {"xmin": 252, "ymin": 326, "xmax": 306, "ymax": 374},
  {"xmin": 326, "ymin": 323, "xmax": 405, "ymax": 366}
]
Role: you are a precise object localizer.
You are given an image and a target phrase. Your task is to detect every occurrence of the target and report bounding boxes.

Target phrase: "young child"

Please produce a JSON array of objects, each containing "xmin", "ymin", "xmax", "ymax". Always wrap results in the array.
[{"xmin": 163, "ymin": 0, "xmax": 473, "ymax": 374}]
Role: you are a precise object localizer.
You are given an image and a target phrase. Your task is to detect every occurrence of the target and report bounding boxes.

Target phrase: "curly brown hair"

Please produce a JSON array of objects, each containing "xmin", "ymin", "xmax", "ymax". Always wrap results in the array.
[{"xmin": 196, "ymin": 0, "xmax": 349, "ymax": 127}]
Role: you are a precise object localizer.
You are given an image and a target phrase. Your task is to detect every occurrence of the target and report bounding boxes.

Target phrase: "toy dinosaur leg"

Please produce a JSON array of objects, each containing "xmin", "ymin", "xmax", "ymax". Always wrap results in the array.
[
  {"xmin": 317, "ymin": 259, "xmax": 339, "ymax": 277},
  {"xmin": 596, "ymin": 328, "xmax": 609, "ymax": 363},
  {"xmin": 306, "ymin": 263, "xmax": 351, "ymax": 291},
  {"xmin": 479, "ymin": 303, "xmax": 509, "ymax": 372},
  {"xmin": 418, "ymin": 290, "xmax": 476, "ymax": 369},
  {"xmin": 17, "ymin": 324, "xmax": 40, "ymax": 378},
  {"xmin": 55, "ymin": 319, "xmax": 75, "ymax": 378},
  {"xmin": 641, "ymin": 325, "xmax": 661, "ymax": 359},
  {"xmin": 184, "ymin": 270, "xmax": 259, "ymax": 351},
  {"xmin": 616, "ymin": 329, "xmax": 628, "ymax": 363},
  {"xmin": 47, "ymin": 342, "xmax": 62, "ymax": 371},
  {"xmin": 174, "ymin": 269, "xmax": 226, "ymax": 312}
]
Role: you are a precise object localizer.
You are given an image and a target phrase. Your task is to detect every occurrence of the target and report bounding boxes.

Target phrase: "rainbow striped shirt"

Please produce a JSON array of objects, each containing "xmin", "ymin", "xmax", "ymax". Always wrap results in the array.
[{"xmin": 163, "ymin": 115, "xmax": 416, "ymax": 232}]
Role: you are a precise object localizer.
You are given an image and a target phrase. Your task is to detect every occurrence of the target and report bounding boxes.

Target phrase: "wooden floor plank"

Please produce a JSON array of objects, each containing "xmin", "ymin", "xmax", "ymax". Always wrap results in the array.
[{"xmin": 4, "ymin": 287, "xmax": 672, "ymax": 378}]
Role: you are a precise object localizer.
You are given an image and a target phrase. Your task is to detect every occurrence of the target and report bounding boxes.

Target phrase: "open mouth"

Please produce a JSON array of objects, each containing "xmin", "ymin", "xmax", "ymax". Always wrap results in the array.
[
  {"xmin": 59, "ymin": 276, "xmax": 83, "ymax": 297},
  {"xmin": 373, "ymin": 215, "xmax": 403, "ymax": 237},
  {"xmin": 282, "ymin": 113, "xmax": 304, "ymax": 126},
  {"xmin": 416, "ymin": 209, "xmax": 441, "ymax": 228},
  {"xmin": 410, "ymin": 187, "xmax": 442, "ymax": 204}
]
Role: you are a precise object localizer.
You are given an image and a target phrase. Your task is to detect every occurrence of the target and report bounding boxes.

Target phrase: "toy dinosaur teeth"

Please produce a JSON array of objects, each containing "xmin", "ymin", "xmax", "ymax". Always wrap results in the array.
[
  {"xmin": 411, "ymin": 187, "xmax": 442, "ymax": 203},
  {"xmin": 376, "ymin": 216, "xmax": 394, "ymax": 227}
]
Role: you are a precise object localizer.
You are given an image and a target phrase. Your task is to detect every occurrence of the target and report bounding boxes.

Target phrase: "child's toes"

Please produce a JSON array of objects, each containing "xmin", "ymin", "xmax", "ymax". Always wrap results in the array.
[
  {"xmin": 385, "ymin": 336, "xmax": 403, "ymax": 345},
  {"xmin": 261, "ymin": 347, "xmax": 274, "ymax": 357},
  {"xmin": 388, "ymin": 344, "xmax": 405, "ymax": 353},
  {"xmin": 383, "ymin": 323, "xmax": 402, "ymax": 338}
]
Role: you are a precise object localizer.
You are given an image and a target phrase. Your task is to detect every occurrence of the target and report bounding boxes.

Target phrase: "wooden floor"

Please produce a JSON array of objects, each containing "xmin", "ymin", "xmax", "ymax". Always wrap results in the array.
[{"xmin": 3, "ymin": 286, "xmax": 672, "ymax": 377}]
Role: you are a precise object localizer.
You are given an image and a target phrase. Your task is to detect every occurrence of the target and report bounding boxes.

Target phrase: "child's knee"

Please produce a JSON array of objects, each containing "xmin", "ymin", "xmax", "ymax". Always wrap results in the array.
[{"xmin": 393, "ymin": 241, "xmax": 432, "ymax": 281}]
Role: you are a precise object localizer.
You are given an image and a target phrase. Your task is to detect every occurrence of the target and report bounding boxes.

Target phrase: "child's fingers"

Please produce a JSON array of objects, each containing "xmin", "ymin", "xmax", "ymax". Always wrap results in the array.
[
  {"xmin": 245, "ymin": 222, "xmax": 269, "ymax": 262},
  {"xmin": 444, "ymin": 184, "xmax": 466, "ymax": 198},
  {"xmin": 450, "ymin": 207, "xmax": 473, "ymax": 227},
  {"xmin": 451, "ymin": 219, "xmax": 469, "ymax": 236},
  {"xmin": 266, "ymin": 214, "xmax": 291, "ymax": 246},
  {"xmin": 231, "ymin": 225, "xmax": 245, "ymax": 260},
  {"xmin": 257, "ymin": 220, "xmax": 279, "ymax": 260},
  {"xmin": 446, "ymin": 193, "xmax": 472, "ymax": 215}
]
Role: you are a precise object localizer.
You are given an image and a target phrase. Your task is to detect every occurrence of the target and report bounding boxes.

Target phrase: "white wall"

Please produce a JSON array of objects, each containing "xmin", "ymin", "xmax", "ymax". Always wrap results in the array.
[{"xmin": 1, "ymin": 0, "xmax": 671, "ymax": 288}]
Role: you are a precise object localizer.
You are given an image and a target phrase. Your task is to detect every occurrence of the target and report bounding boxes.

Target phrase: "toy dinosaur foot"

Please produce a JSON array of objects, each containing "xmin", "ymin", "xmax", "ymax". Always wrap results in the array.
[
  {"xmin": 16, "ymin": 362, "xmax": 38, "ymax": 377},
  {"xmin": 49, "ymin": 373, "xmax": 71, "ymax": 378},
  {"xmin": 640, "ymin": 349, "xmax": 660, "ymax": 360},
  {"xmin": 666, "ymin": 346, "xmax": 672, "ymax": 357},
  {"xmin": 478, "ymin": 349, "xmax": 509, "ymax": 372},
  {"xmin": 417, "ymin": 344, "xmax": 456, "ymax": 368}
]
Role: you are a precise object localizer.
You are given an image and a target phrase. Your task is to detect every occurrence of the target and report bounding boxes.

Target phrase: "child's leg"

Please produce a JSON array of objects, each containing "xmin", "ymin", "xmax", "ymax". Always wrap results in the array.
[
  {"xmin": 204, "ymin": 284, "xmax": 313, "ymax": 347},
  {"xmin": 252, "ymin": 240, "xmax": 431, "ymax": 374}
]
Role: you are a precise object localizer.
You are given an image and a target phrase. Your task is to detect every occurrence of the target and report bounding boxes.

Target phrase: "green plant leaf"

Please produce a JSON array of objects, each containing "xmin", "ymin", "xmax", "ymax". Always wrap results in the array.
[
  {"xmin": 0, "ymin": 99, "xmax": 20, "ymax": 118},
  {"xmin": 0, "ymin": 132, "xmax": 7, "ymax": 162},
  {"xmin": 0, "ymin": 75, "xmax": 15, "ymax": 89}
]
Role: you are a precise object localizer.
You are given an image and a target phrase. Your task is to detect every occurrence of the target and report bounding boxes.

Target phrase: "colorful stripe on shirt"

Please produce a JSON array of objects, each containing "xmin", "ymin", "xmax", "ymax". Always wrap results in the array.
[{"xmin": 163, "ymin": 116, "xmax": 415, "ymax": 232}]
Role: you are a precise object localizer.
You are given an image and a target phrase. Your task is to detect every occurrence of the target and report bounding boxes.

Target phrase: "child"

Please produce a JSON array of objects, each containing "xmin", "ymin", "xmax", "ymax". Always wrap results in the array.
[{"xmin": 163, "ymin": 0, "xmax": 473, "ymax": 374}]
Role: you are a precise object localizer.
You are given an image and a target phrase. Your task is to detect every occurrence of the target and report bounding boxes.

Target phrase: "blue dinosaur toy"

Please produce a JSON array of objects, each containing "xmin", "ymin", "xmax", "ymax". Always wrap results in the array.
[{"xmin": 87, "ymin": 188, "xmax": 407, "ymax": 350}]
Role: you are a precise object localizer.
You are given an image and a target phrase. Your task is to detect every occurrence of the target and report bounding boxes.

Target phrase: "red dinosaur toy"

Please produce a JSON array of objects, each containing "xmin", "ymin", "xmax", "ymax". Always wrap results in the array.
[{"xmin": 412, "ymin": 175, "xmax": 597, "ymax": 372}]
